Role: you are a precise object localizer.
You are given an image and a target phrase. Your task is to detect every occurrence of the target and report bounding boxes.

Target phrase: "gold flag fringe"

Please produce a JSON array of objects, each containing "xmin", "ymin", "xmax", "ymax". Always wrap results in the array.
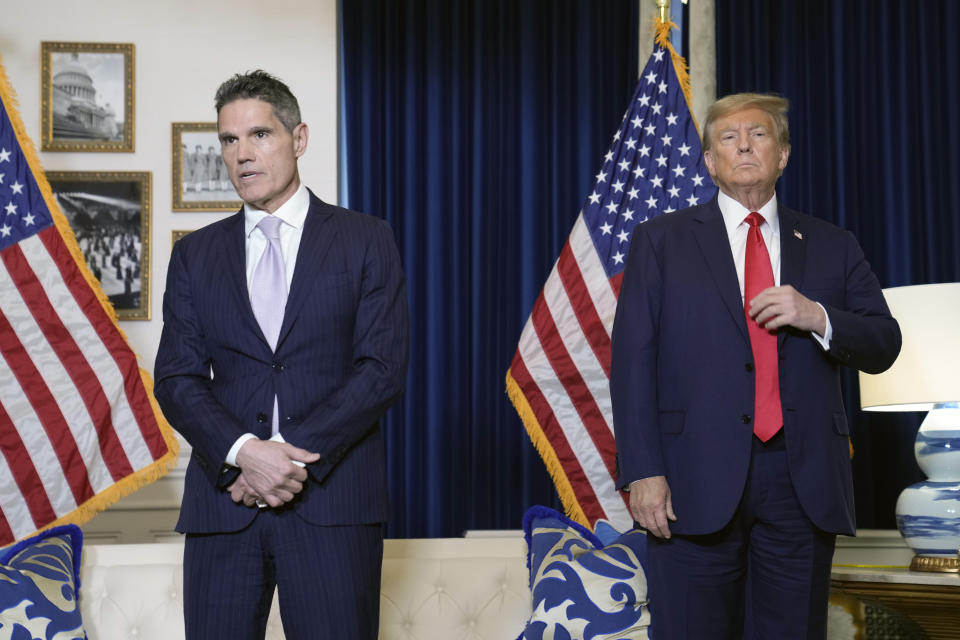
[
  {"xmin": 651, "ymin": 18, "xmax": 702, "ymax": 135},
  {"xmin": 506, "ymin": 370, "xmax": 590, "ymax": 527},
  {"xmin": 0, "ymin": 55, "xmax": 179, "ymax": 545}
]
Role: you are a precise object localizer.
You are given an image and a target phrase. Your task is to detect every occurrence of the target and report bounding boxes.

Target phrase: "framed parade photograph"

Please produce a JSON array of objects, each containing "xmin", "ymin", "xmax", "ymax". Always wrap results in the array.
[
  {"xmin": 41, "ymin": 42, "xmax": 135, "ymax": 152},
  {"xmin": 47, "ymin": 171, "xmax": 151, "ymax": 320},
  {"xmin": 171, "ymin": 122, "xmax": 241, "ymax": 211}
]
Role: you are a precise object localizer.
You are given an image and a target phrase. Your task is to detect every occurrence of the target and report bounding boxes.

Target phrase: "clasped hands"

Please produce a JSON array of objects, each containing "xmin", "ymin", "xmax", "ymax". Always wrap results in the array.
[{"xmin": 227, "ymin": 439, "xmax": 321, "ymax": 508}]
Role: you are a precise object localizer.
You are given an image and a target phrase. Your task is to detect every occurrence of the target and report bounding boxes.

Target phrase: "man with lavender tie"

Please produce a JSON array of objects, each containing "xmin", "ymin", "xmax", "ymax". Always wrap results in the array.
[
  {"xmin": 155, "ymin": 70, "xmax": 409, "ymax": 639},
  {"xmin": 610, "ymin": 93, "xmax": 900, "ymax": 639}
]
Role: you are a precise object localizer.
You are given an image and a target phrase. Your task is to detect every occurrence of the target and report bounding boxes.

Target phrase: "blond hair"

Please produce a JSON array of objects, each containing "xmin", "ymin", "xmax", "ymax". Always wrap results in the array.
[{"xmin": 702, "ymin": 93, "xmax": 790, "ymax": 152}]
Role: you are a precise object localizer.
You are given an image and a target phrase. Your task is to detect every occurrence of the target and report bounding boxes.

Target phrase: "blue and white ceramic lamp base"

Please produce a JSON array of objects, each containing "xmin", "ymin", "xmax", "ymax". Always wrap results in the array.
[{"xmin": 894, "ymin": 403, "xmax": 960, "ymax": 572}]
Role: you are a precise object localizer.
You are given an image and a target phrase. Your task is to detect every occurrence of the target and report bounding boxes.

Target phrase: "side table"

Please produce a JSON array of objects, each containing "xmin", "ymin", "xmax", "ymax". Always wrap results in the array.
[{"xmin": 831, "ymin": 565, "xmax": 960, "ymax": 640}]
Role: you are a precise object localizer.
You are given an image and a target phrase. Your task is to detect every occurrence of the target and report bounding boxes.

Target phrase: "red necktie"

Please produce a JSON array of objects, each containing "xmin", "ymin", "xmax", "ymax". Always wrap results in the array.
[{"xmin": 744, "ymin": 212, "xmax": 782, "ymax": 441}]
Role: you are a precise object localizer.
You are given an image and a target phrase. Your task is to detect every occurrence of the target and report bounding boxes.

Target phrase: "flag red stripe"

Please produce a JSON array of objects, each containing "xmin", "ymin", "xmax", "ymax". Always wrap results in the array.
[
  {"xmin": 556, "ymin": 242, "xmax": 612, "ymax": 375},
  {"xmin": 0, "ymin": 308, "xmax": 93, "ymax": 506},
  {"xmin": 0, "ymin": 400, "xmax": 57, "ymax": 530},
  {"xmin": 509, "ymin": 352, "xmax": 606, "ymax": 524},
  {"xmin": 3, "ymin": 245, "xmax": 135, "ymax": 481},
  {"xmin": 0, "ymin": 505, "xmax": 14, "ymax": 548},
  {"xmin": 529, "ymin": 292, "xmax": 618, "ymax": 478},
  {"xmin": 39, "ymin": 229, "xmax": 168, "ymax": 461}
]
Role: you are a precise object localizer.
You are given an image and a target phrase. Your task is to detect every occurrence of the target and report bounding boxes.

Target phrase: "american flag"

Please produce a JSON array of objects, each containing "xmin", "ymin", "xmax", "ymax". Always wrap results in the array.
[
  {"xmin": 507, "ymin": 23, "xmax": 716, "ymax": 530},
  {"xmin": 0, "ymin": 60, "xmax": 177, "ymax": 545}
]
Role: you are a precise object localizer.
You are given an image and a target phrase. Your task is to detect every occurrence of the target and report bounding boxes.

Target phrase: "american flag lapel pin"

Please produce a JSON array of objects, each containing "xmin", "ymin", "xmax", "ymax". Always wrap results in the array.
[{"xmin": 794, "ymin": 228, "xmax": 803, "ymax": 240}]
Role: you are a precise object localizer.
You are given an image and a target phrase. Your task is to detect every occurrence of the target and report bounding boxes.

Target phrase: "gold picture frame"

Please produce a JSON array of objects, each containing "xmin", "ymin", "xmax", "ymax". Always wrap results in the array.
[
  {"xmin": 47, "ymin": 171, "xmax": 151, "ymax": 320},
  {"xmin": 41, "ymin": 42, "xmax": 135, "ymax": 152},
  {"xmin": 171, "ymin": 122, "xmax": 241, "ymax": 211},
  {"xmin": 171, "ymin": 229, "xmax": 192, "ymax": 249}
]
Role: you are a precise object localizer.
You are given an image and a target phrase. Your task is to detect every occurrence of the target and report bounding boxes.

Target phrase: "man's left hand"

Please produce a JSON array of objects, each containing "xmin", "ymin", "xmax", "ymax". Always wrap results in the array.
[
  {"xmin": 748, "ymin": 285, "xmax": 827, "ymax": 336},
  {"xmin": 227, "ymin": 473, "xmax": 262, "ymax": 507}
]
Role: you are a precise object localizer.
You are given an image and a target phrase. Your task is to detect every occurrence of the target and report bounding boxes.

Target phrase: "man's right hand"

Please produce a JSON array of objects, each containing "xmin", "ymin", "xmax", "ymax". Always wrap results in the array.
[
  {"xmin": 628, "ymin": 475, "xmax": 676, "ymax": 539},
  {"xmin": 234, "ymin": 439, "xmax": 321, "ymax": 508}
]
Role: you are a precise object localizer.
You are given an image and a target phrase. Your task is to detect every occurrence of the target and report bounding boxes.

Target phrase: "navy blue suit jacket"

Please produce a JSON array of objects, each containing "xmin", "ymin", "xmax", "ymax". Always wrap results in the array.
[
  {"xmin": 154, "ymin": 191, "xmax": 409, "ymax": 534},
  {"xmin": 610, "ymin": 197, "xmax": 900, "ymax": 536}
]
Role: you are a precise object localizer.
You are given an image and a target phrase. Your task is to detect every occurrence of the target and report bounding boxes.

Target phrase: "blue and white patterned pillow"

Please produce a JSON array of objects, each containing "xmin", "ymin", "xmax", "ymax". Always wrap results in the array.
[
  {"xmin": 518, "ymin": 506, "xmax": 650, "ymax": 640},
  {"xmin": 0, "ymin": 524, "xmax": 86, "ymax": 639}
]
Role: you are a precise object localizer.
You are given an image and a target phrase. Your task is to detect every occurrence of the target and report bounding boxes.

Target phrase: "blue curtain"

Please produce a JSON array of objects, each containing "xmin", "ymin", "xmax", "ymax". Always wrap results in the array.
[
  {"xmin": 715, "ymin": 0, "xmax": 960, "ymax": 527},
  {"xmin": 339, "ymin": 0, "xmax": 639, "ymax": 537}
]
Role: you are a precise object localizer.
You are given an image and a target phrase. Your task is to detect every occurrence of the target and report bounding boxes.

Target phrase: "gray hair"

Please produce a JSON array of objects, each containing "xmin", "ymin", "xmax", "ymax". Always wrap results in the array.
[{"xmin": 214, "ymin": 70, "xmax": 301, "ymax": 133}]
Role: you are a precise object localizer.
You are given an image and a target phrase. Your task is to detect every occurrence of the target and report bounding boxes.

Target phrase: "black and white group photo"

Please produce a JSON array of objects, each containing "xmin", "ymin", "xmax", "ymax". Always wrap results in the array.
[
  {"xmin": 172, "ymin": 124, "xmax": 241, "ymax": 210},
  {"xmin": 47, "ymin": 172, "xmax": 150, "ymax": 319}
]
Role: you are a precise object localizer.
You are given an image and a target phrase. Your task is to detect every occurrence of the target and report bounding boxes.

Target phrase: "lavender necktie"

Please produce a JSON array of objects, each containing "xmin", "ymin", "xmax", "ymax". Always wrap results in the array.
[
  {"xmin": 250, "ymin": 215, "xmax": 287, "ymax": 435},
  {"xmin": 251, "ymin": 215, "xmax": 287, "ymax": 350}
]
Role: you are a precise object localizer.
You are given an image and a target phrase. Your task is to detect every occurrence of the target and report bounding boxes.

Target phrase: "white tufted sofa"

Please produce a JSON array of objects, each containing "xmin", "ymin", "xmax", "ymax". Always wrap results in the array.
[{"xmin": 78, "ymin": 535, "xmax": 531, "ymax": 639}]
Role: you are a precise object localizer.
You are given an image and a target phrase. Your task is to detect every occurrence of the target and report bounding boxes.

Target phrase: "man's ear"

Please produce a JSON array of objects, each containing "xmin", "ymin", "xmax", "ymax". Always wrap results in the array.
[
  {"xmin": 293, "ymin": 122, "xmax": 309, "ymax": 158},
  {"xmin": 778, "ymin": 144, "xmax": 791, "ymax": 172}
]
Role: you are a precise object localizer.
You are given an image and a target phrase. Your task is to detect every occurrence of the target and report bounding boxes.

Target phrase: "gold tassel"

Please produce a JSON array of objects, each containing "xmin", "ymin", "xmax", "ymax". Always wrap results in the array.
[{"xmin": 652, "ymin": 18, "xmax": 702, "ymax": 134}]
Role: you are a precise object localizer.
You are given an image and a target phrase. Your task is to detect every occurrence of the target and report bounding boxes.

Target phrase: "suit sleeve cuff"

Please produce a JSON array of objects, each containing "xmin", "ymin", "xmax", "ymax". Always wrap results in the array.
[
  {"xmin": 811, "ymin": 302, "xmax": 833, "ymax": 350},
  {"xmin": 225, "ymin": 433, "xmax": 259, "ymax": 466}
]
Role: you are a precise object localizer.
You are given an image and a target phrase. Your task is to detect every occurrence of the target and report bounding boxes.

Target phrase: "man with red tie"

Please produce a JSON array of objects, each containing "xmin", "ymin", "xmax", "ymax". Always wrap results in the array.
[{"xmin": 610, "ymin": 93, "xmax": 901, "ymax": 639}]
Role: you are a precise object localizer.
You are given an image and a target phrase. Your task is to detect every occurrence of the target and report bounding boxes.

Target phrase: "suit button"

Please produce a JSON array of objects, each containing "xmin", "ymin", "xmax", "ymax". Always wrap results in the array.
[
  {"xmin": 273, "ymin": 362, "xmax": 284, "ymax": 372},
  {"xmin": 741, "ymin": 414, "xmax": 751, "ymax": 424},
  {"xmin": 744, "ymin": 363, "xmax": 754, "ymax": 372},
  {"xmin": 256, "ymin": 412, "xmax": 268, "ymax": 423}
]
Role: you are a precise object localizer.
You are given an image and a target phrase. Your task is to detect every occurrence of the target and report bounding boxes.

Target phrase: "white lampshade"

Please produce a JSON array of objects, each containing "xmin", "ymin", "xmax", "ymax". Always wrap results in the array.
[{"xmin": 859, "ymin": 282, "xmax": 960, "ymax": 412}]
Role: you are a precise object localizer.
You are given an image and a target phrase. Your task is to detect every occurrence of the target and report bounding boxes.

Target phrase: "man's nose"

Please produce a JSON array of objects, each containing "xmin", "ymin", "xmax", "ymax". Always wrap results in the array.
[
  {"xmin": 737, "ymin": 133, "xmax": 751, "ymax": 152},
  {"xmin": 236, "ymin": 139, "xmax": 254, "ymax": 163}
]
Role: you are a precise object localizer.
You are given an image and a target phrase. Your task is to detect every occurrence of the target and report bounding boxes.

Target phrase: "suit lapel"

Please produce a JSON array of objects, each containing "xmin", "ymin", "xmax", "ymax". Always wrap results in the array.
[
  {"xmin": 777, "ymin": 205, "xmax": 806, "ymax": 349},
  {"xmin": 691, "ymin": 199, "xmax": 750, "ymax": 344},
  {"xmin": 276, "ymin": 194, "xmax": 339, "ymax": 348},
  {"xmin": 218, "ymin": 210, "xmax": 264, "ymax": 336}
]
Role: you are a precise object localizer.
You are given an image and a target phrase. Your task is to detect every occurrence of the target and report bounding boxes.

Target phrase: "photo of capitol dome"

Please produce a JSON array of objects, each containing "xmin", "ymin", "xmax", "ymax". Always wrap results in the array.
[{"xmin": 50, "ymin": 52, "xmax": 123, "ymax": 140}]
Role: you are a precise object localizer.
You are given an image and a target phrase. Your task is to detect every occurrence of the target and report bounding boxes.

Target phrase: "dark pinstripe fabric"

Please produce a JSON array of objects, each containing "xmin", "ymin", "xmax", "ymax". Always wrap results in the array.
[
  {"xmin": 184, "ymin": 511, "xmax": 383, "ymax": 639},
  {"xmin": 155, "ymin": 191, "xmax": 407, "ymax": 635}
]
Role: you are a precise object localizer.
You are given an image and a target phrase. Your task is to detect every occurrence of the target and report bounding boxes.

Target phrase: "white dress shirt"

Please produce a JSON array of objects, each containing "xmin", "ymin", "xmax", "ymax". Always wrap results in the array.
[
  {"xmin": 716, "ymin": 190, "xmax": 832, "ymax": 349},
  {"xmin": 225, "ymin": 183, "xmax": 310, "ymax": 467}
]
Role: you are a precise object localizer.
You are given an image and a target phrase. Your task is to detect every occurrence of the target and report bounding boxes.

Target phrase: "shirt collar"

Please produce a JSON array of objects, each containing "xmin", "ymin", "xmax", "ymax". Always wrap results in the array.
[
  {"xmin": 244, "ymin": 183, "xmax": 310, "ymax": 238},
  {"xmin": 717, "ymin": 189, "xmax": 780, "ymax": 238}
]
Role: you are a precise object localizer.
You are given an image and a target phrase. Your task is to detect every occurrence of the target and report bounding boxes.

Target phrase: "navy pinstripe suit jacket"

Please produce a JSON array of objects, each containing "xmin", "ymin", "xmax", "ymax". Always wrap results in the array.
[{"xmin": 154, "ymin": 191, "xmax": 409, "ymax": 533}]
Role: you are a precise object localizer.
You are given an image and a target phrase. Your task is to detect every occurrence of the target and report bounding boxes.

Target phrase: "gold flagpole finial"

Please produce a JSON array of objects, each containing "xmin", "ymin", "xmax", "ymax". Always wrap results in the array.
[{"xmin": 655, "ymin": 0, "xmax": 670, "ymax": 23}]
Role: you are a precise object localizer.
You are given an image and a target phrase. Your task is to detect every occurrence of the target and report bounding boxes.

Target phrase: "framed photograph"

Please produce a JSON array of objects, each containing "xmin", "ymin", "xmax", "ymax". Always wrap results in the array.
[
  {"xmin": 47, "ymin": 171, "xmax": 151, "ymax": 320},
  {"xmin": 41, "ymin": 42, "xmax": 135, "ymax": 152},
  {"xmin": 172, "ymin": 122, "xmax": 241, "ymax": 211}
]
